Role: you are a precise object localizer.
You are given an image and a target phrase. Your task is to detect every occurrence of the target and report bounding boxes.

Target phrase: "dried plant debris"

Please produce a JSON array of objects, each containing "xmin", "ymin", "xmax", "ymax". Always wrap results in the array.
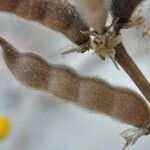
[{"xmin": 121, "ymin": 126, "xmax": 150, "ymax": 150}]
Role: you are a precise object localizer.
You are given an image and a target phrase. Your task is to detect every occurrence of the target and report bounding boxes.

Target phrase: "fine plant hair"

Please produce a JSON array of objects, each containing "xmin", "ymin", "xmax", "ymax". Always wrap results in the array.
[
  {"xmin": 0, "ymin": 37, "xmax": 150, "ymax": 129},
  {"xmin": 74, "ymin": 0, "xmax": 108, "ymax": 34}
]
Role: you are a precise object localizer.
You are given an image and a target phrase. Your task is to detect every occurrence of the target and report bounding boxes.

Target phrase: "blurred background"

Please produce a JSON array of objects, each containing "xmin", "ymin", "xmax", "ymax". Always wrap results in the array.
[{"xmin": 0, "ymin": 0, "xmax": 150, "ymax": 150}]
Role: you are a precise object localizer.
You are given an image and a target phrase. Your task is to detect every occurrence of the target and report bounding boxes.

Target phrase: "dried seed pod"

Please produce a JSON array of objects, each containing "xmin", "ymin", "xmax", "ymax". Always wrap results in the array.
[
  {"xmin": 0, "ymin": 0, "xmax": 89, "ymax": 45},
  {"xmin": 0, "ymin": 37, "xmax": 149, "ymax": 129}
]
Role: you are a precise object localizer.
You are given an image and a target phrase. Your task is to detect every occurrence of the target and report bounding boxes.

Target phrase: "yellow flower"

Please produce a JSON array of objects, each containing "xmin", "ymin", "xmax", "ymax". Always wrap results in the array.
[{"xmin": 0, "ymin": 116, "xmax": 11, "ymax": 140}]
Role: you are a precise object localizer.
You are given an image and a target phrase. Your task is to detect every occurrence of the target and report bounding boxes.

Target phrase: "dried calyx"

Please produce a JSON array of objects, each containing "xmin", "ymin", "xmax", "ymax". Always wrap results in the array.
[
  {"xmin": 121, "ymin": 124, "xmax": 150, "ymax": 150},
  {"xmin": 62, "ymin": 15, "xmax": 146, "ymax": 69}
]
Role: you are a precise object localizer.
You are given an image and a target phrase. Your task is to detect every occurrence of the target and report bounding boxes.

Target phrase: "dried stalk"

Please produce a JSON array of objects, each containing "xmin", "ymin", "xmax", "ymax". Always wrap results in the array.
[{"xmin": 115, "ymin": 43, "xmax": 150, "ymax": 102}]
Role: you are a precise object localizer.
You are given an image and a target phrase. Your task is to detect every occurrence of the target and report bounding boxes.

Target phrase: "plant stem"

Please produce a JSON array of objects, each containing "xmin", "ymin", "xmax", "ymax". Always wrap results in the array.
[{"xmin": 115, "ymin": 43, "xmax": 150, "ymax": 102}]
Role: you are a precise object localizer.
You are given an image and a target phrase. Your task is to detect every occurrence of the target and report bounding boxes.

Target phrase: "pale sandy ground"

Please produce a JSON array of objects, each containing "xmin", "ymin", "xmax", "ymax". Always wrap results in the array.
[{"xmin": 0, "ymin": 1, "xmax": 150, "ymax": 150}]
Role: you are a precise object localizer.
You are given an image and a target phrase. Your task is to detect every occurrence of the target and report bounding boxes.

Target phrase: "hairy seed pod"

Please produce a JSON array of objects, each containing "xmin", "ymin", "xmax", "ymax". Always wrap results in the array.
[
  {"xmin": 0, "ymin": 37, "xmax": 149, "ymax": 129},
  {"xmin": 0, "ymin": 0, "xmax": 89, "ymax": 45}
]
